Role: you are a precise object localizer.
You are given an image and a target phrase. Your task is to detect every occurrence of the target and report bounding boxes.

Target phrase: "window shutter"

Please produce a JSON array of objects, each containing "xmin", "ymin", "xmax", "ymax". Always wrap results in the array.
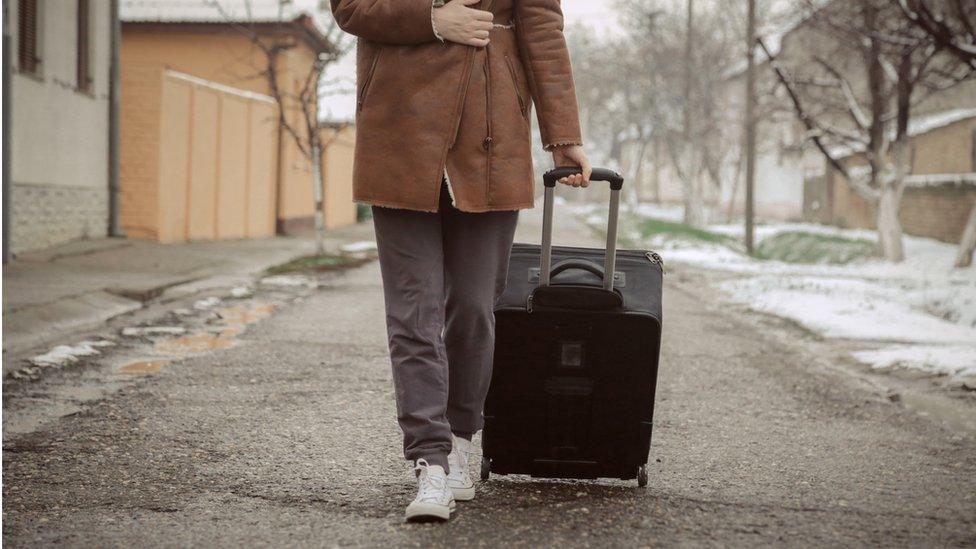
[
  {"xmin": 18, "ymin": 0, "xmax": 39, "ymax": 75},
  {"xmin": 76, "ymin": 0, "xmax": 91, "ymax": 91}
]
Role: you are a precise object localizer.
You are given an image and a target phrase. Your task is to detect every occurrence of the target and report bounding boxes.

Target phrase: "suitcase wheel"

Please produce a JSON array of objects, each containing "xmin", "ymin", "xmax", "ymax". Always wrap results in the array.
[
  {"xmin": 637, "ymin": 464, "xmax": 648, "ymax": 488},
  {"xmin": 480, "ymin": 458, "xmax": 491, "ymax": 481}
]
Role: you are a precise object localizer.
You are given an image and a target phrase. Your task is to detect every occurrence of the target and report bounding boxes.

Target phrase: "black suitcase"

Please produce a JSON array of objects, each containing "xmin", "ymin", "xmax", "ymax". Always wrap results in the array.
[{"xmin": 481, "ymin": 167, "xmax": 665, "ymax": 487}]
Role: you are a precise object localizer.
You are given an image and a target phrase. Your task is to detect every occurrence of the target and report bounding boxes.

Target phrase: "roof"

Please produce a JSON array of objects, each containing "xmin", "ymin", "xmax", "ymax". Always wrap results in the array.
[
  {"xmin": 120, "ymin": 0, "xmax": 336, "ymax": 53},
  {"xmin": 829, "ymin": 108, "xmax": 976, "ymax": 159}
]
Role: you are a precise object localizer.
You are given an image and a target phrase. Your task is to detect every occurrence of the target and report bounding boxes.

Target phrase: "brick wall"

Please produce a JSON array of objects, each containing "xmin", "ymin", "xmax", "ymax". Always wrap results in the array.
[
  {"xmin": 826, "ymin": 180, "xmax": 976, "ymax": 244},
  {"xmin": 899, "ymin": 185, "xmax": 976, "ymax": 244},
  {"xmin": 120, "ymin": 64, "xmax": 164, "ymax": 239},
  {"xmin": 9, "ymin": 184, "xmax": 109, "ymax": 253},
  {"xmin": 120, "ymin": 67, "xmax": 280, "ymax": 243},
  {"xmin": 814, "ymin": 116, "xmax": 976, "ymax": 244}
]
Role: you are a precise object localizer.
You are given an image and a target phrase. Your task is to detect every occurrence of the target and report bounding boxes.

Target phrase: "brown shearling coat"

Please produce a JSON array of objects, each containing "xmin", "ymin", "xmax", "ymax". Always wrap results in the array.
[{"xmin": 330, "ymin": 0, "xmax": 583, "ymax": 212}]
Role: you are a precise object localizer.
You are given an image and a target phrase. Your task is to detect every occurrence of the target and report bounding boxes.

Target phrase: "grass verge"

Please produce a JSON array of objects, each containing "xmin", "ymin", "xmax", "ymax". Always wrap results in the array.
[
  {"xmin": 754, "ymin": 231, "xmax": 880, "ymax": 264},
  {"xmin": 637, "ymin": 218, "xmax": 736, "ymax": 245},
  {"xmin": 266, "ymin": 253, "xmax": 371, "ymax": 275}
]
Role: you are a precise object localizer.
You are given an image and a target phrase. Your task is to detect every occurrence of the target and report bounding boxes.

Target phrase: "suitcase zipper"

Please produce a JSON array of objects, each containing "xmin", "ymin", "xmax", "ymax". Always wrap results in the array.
[{"xmin": 646, "ymin": 251, "xmax": 666, "ymax": 274}]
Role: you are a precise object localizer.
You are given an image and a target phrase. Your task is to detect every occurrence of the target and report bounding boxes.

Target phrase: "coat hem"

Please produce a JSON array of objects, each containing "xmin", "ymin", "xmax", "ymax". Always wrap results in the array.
[{"xmin": 354, "ymin": 196, "xmax": 532, "ymax": 213}]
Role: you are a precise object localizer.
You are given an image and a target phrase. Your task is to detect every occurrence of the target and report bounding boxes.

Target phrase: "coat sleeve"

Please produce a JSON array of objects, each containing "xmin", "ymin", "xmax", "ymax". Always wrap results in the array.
[
  {"xmin": 514, "ymin": 0, "xmax": 583, "ymax": 149},
  {"xmin": 330, "ymin": 0, "xmax": 439, "ymax": 45}
]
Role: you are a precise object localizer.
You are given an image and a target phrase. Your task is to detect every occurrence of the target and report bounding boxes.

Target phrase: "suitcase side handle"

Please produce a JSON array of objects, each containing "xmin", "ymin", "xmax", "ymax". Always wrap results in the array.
[
  {"xmin": 549, "ymin": 258, "xmax": 606, "ymax": 280},
  {"xmin": 539, "ymin": 167, "xmax": 623, "ymax": 292}
]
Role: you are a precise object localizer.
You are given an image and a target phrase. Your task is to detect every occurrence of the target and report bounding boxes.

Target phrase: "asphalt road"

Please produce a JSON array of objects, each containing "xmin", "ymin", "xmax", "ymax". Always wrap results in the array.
[{"xmin": 4, "ymin": 207, "xmax": 975, "ymax": 547}]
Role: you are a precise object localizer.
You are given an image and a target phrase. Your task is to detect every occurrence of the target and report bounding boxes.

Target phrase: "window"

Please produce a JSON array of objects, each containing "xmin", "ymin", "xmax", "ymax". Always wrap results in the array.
[
  {"xmin": 76, "ymin": 0, "xmax": 91, "ymax": 92},
  {"xmin": 17, "ymin": 0, "xmax": 40, "ymax": 75}
]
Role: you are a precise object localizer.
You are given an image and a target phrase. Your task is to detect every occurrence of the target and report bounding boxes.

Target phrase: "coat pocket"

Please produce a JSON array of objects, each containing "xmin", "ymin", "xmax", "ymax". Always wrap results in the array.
[
  {"xmin": 504, "ymin": 54, "xmax": 528, "ymax": 120},
  {"xmin": 357, "ymin": 49, "xmax": 382, "ymax": 113}
]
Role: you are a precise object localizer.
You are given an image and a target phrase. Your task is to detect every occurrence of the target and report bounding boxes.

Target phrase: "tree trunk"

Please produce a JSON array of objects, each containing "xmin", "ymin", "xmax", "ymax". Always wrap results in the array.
[
  {"xmin": 955, "ymin": 202, "xmax": 976, "ymax": 268},
  {"xmin": 682, "ymin": 153, "xmax": 705, "ymax": 227},
  {"xmin": 625, "ymin": 139, "xmax": 647, "ymax": 212},
  {"xmin": 743, "ymin": 0, "xmax": 757, "ymax": 254},
  {"xmin": 876, "ymin": 183, "xmax": 904, "ymax": 262},
  {"xmin": 876, "ymin": 135, "xmax": 910, "ymax": 263},
  {"xmin": 681, "ymin": 0, "xmax": 704, "ymax": 227},
  {"xmin": 725, "ymin": 149, "xmax": 744, "ymax": 223},
  {"xmin": 311, "ymin": 144, "xmax": 326, "ymax": 255},
  {"xmin": 652, "ymin": 138, "xmax": 662, "ymax": 203}
]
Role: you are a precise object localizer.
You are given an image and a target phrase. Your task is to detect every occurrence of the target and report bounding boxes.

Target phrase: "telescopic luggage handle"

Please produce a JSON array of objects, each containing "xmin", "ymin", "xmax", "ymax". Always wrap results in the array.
[{"xmin": 539, "ymin": 167, "xmax": 624, "ymax": 291}]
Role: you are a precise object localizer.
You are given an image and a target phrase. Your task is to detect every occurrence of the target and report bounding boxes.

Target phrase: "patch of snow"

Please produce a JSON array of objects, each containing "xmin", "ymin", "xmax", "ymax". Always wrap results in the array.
[
  {"xmin": 831, "ymin": 108, "xmax": 976, "ymax": 159},
  {"xmin": 633, "ymin": 203, "xmax": 685, "ymax": 223},
  {"xmin": 717, "ymin": 276, "xmax": 976, "ymax": 344},
  {"xmin": 852, "ymin": 345, "xmax": 976, "ymax": 378},
  {"xmin": 31, "ymin": 340, "xmax": 116, "ymax": 367},
  {"xmin": 194, "ymin": 296, "xmax": 222, "ymax": 310},
  {"xmin": 230, "ymin": 286, "xmax": 253, "ymax": 298},
  {"xmin": 908, "ymin": 108, "xmax": 976, "ymax": 136},
  {"xmin": 339, "ymin": 241, "xmax": 377, "ymax": 253},
  {"xmin": 582, "ymin": 207, "xmax": 976, "ymax": 379},
  {"xmin": 904, "ymin": 173, "xmax": 976, "ymax": 187},
  {"xmin": 121, "ymin": 326, "xmax": 187, "ymax": 337},
  {"xmin": 260, "ymin": 275, "xmax": 317, "ymax": 288}
]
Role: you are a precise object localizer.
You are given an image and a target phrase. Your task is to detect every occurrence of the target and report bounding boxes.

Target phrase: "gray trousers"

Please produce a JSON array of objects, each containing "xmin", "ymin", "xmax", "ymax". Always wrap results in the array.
[{"xmin": 372, "ymin": 184, "xmax": 519, "ymax": 470}]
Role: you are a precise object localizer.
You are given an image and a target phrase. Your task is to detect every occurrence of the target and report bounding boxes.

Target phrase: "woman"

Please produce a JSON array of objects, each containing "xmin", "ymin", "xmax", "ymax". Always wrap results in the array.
[{"xmin": 331, "ymin": 0, "xmax": 591, "ymax": 522}]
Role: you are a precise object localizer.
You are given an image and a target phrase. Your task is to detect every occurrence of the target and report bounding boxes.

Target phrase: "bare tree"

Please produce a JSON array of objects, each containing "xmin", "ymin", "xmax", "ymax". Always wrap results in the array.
[
  {"xmin": 895, "ymin": 0, "xmax": 976, "ymax": 68},
  {"xmin": 212, "ymin": 0, "xmax": 352, "ymax": 253},
  {"xmin": 607, "ymin": 0, "xmax": 741, "ymax": 227},
  {"xmin": 766, "ymin": 0, "xmax": 972, "ymax": 262},
  {"xmin": 894, "ymin": 0, "xmax": 976, "ymax": 267}
]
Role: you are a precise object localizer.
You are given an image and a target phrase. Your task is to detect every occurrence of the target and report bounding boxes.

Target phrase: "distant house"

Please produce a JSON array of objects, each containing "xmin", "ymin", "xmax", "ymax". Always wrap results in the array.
[
  {"xmin": 118, "ymin": 0, "xmax": 356, "ymax": 243},
  {"xmin": 6, "ymin": 0, "xmax": 114, "ymax": 255},
  {"xmin": 719, "ymin": 1, "xmax": 976, "ymax": 243},
  {"xmin": 808, "ymin": 109, "xmax": 976, "ymax": 244},
  {"xmin": 717, "ymin": 6, "xmax": 840, "ymax": 222}
]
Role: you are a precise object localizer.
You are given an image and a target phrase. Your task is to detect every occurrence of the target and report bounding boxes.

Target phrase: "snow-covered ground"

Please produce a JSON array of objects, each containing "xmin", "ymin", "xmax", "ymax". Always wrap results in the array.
[{"xmin": 578, "ymin": 204, "xmax": 976, "ymax": 380}]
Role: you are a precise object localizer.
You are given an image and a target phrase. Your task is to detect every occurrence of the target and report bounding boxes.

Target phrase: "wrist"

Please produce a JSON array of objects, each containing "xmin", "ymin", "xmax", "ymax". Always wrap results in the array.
[{"xmin": 431, "ymin": 1, "xmax": 446, "ymax": 41}]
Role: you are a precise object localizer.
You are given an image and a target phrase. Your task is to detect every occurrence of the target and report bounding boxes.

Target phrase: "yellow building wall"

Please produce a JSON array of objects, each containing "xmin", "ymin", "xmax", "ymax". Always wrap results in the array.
[
  {"xmin": 910, "ymin": 118, "xmax": 976, "ymax": 175},
  {"xmin": 121, "ymin": 26, "xmax": 357, "ymax": 232},
  {"xmin": 122, "ymin": 64, "xmax": 279, "ymax": 242},
  {"xmin": 321, "ymin": 125, "xmax": 357, "ymax": 229},
  {"xmin": 120, "ymin": 64, "xmax": 163, "ymax": 239}
]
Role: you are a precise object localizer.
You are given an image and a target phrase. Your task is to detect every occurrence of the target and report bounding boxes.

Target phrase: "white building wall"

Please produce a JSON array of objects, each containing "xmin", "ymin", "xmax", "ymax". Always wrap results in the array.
[
  {"xmin": 9, "ymin": 0, "xmax": 111, "ymax": 254},
  {"xmin": 752, "ymin": 147, "xmax": 805, "ymax": 220}
]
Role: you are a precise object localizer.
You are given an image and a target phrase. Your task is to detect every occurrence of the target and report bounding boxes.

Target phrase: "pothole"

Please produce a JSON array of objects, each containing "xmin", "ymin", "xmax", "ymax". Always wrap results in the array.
[{"xmin": 118, "ymin": 360, "xmax": 171, "ymax": 375}]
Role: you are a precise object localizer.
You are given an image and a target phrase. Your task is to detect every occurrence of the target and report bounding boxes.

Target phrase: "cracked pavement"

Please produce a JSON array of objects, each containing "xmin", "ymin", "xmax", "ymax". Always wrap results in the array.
[{"xmin": 3, "ymin": 210, "xmax": 976, "ymax": 547}]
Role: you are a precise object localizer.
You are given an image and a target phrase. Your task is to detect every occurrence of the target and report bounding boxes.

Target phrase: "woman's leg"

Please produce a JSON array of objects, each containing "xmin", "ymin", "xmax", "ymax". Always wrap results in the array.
[
  {"xmin": 441, "ymin": 195, "xmax": 520, "ymax": 437},
  {"xmin": 372, "ymin": 204, "xmax": 452, "ymax": 471}
]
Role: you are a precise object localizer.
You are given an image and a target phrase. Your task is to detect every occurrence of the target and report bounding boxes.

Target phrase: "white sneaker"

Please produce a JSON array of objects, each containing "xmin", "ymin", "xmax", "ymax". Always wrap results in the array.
[
  {"xmin": 447, "ymin": 435, "xmax": 476, "ymax": 501},
  {"xmin": 405, "ymin": 459, "xmax": 455, "ymax": 522}
]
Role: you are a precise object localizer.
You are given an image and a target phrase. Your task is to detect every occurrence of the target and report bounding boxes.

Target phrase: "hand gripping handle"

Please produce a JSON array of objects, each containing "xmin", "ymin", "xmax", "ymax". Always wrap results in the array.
[
  {"xmin": 539, "ymin": 167, "xmax": 624, "ymax": 291},
  {"xmin": 543, "ymin": 167, "xmax": 624, "ymax": 190}
]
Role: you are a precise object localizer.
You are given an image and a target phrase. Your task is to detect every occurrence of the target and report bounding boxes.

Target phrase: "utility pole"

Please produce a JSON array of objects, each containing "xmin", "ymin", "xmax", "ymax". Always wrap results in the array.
[
  {"xmin": 683, "ymin": 0, "xmax": 693, "ymax": 150},
  {"xmin": 3, "ymin": 0, "xmax": 12, "ymax": 263},
  {"xmin": 744, "ymin": 0, "xmax": 757, "ymax": 255},
  {"xmin": 108, "ymin": 0, "xmax": 124, "ymax": 237},
  {"xmin": 681, "ymin": 0, "xmax": 701, "ymax": 227}
]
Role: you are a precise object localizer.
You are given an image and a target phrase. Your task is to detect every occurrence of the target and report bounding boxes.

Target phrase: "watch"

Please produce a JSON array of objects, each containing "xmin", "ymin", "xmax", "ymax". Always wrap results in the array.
[{"xmin": 433, "ymin": 0, "xmax": 446, "ymax": 6}]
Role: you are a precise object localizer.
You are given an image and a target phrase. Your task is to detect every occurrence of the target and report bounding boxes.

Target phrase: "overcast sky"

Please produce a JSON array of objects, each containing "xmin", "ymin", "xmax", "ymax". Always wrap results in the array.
[{"xmin": 320, "ymin": 0, "xmax": 620, "ymax": 121}]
